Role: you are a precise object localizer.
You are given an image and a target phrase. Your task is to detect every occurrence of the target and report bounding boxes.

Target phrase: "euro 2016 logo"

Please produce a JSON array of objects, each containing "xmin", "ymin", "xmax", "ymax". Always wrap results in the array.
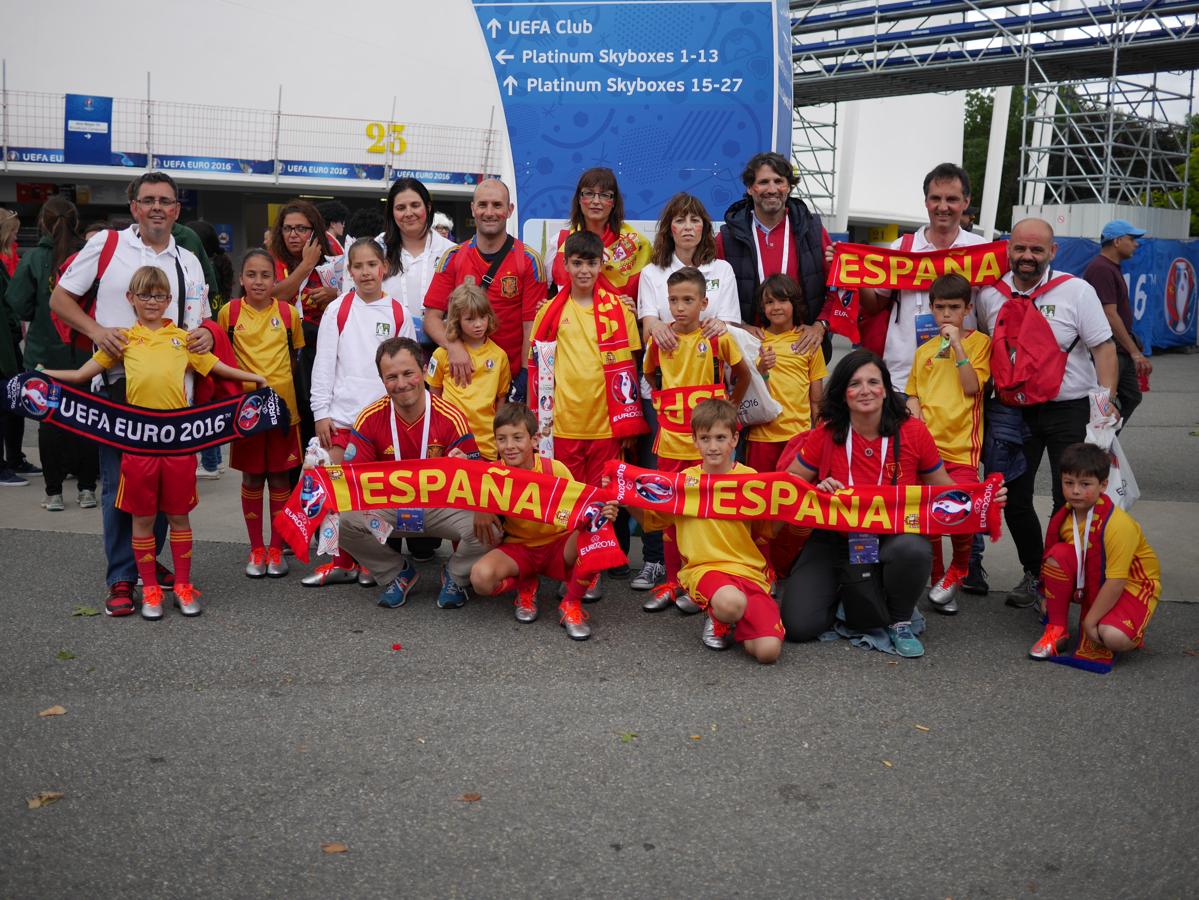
[
  {"xmin": 611, "ymin": 370, "xmax": 638, "ymax": 406},
  {"xmin": 237, "ymin": 395, "xmax": 264, "ymax": 431},
  {"xmin": 931, "ymin": 490, "xmax": 972, "ymax": 526},
  {"xmin": 633, "ymin": 472, "xmax": 674, "ymax": 504},
  {"xmin": 580, "ymin": 502, "xmax": 608, "ymax": 532},
  {"xmin": 1165, "ymin": 258, "xmax": 1196, "ymax": 336},
  {"xmin": 19, "ymin": 377, "xmax": 56, "ymax": 419},
  {"xmin": 300, "ymin": 474, "xmax": 326, "ymax": 519}
]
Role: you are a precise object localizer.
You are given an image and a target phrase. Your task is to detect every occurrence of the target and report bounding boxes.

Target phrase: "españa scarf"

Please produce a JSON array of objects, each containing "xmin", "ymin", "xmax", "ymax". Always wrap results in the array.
[
  {"xmin": 823, "ymin": 240, "xmax": 1010, "ymax": 342},
  {"xmin": 274, "ymin": 457, "xmax": 627, "ymax": 574},
  {"xmin": 552, "ymin": 223, "xmax": 652, "ymax": 294},
  {"xmin": 1044, "ymin": 493, "xmax": 1114, "ymax": 607},
  {"xmin": 530, "ymin": 287, "xmax": 648, "ymax": 441},
  {"xmin": 603, "ymin": 460, "xmax": 1006, "ymax": 539},
  {"xmin": 2, "ymin": 372, "xmax": 289, "ymax": 455}
]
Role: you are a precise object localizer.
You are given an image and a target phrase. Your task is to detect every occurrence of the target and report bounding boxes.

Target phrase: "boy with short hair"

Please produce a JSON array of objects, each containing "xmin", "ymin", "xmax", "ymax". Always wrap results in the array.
[
  {"xmin": 1029, "ymin": 442, "xmax": 1160, "ymax": 661},
  {"xmin": 641, "ymin": 266, "xmax": 751, "ymax": 615},
  {"xmin": 468, "ymin": 404, "xmax": 596, "ymax": 640},
  {"xmin": 905, "ymin": 272, "xmax": 990, "ymax": 614},
  {"xmin": 530, "ymin": 230, "xmax": 646, "ymax": 601},
  {"xmin": 611, "ymin": 399, "xmax": 783, "ymax": 664}
]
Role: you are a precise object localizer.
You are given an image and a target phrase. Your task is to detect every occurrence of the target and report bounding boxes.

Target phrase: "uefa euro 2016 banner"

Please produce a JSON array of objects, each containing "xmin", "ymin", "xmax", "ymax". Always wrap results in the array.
[{"xmin": 1, "ymin": 372, "xmax": 289, "ymax": 454}]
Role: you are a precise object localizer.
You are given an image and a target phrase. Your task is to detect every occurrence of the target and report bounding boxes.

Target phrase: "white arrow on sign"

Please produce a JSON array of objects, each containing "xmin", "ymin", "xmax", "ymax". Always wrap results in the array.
[
  {"xmin": 503, "ymin": 75, "xmax": 518, "ymax": 96},
  {"xmin": 495, "ymin": 49, "xmax": 513, "ymax": 65},
  {"xmin": 486, "ymin": 18, "xmax": 501, "ymax": 38}
]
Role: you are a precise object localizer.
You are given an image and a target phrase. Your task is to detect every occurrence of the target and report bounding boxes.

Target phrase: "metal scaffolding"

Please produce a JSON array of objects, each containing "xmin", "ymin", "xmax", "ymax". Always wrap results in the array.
[{"xmin": 791, "ymin": 103, "xmax": 838, "ymax": 217}]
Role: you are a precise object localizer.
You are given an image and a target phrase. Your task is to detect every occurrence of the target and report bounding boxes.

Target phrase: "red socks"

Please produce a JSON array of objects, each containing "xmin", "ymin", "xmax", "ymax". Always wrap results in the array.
[
  {"xmin": 1040, "ymin": 543, "xmax": 1075, "ymax": 629},
  {"xmin": 133, "ymin": 536, "xmax": 158, "ymax": 588},
  {"xmin": 267, "ymin": 488, "xmax": 291, "ymax": 550},
  {"xmin": 170, "ymin": 528, "xmax": 193, "ymax": 586},
  {"xmin": 491, "ymin": 576, "xmax": 518, "ymax": 597},
  {"xmin": 241, "ymin": 485, "xmax": 265, "ymax": 550},
  {"xmin": 562, "ymin": 570, "xmax": 591, "ymax": 605}
]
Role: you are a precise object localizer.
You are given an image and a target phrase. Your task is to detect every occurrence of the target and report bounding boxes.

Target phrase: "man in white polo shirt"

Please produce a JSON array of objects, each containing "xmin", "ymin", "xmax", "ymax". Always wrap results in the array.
[
  {"xmin": 973, "ymin": 217, "xmax": 1118, "ymax": 609},
  {"xmin": 50, "ymin": 171, "xmax": 212, "ymax": 617}
]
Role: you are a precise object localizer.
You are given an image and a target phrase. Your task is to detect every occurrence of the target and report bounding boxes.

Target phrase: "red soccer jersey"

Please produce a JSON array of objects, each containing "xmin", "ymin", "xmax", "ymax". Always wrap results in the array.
[
  {"xmin": 795, "ymin": 417, "xmax": 943, "ymax": 486},
  {"xmin": 346, "ymin": 393, "xmax": 479, "ymax": 463},
  {"xmin": 423, "ymin": 237, "xmax": 546, "ymax": 372}
]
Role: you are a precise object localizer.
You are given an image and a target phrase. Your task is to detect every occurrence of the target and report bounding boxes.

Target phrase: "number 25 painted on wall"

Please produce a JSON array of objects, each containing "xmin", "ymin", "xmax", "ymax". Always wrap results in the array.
[{"xmin": 366, "ymin": 123, "xmax": 407, "ymax": 156}]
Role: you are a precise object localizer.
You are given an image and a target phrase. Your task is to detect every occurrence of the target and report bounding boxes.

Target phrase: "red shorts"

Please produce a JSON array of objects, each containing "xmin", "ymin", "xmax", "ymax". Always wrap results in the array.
[
  {"xmin": 231, "ymin": 425, "xmax": 301, "ymax": 475},
  {"xmin": 746, "ymin": 439, "xmax": 788, "ymax": 473},
  {"xmin": 330, "ymin": 427, "xmax": 353, "ymax": 450},
  {"xmin": 116, "ymin": 453, "xmax": 197, "ymax": 517},
  {"xmin": 1099, "ymin": 589, "xmax": 1157, "ymax": 645},
  {"xmin": 693, "ymin": 572, "xmax": 784, "ymax": 643},
  {"xmin": 656, "ymin": 455, "xmax": 698, "ymax": 474},
  {"xmin": 944, "ymin": 461, "xmax": 979, "ymax": 484},
  {"xmin": 553, "ymin": 436, "xmax": 620, "ymax": 487},
  {"xmin": 496, "ymin": 533, "xmax": 573, "ymax": 582}
]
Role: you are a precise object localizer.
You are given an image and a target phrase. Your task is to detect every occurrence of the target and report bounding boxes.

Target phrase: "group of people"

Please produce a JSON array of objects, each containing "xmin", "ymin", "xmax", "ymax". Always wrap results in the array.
[{"xmin": 0, "ymin": 153, "xmax": 1160, "ymax": 666}]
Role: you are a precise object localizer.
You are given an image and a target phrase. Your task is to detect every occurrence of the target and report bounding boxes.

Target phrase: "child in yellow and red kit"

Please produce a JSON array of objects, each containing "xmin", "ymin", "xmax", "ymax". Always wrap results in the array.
[
  {"xmin": 609, "ymin": 399, "xmax": 783, "ymax": 664},
  {"xmin": 468, "ymin": 404, "xmax": 596, "ymax": 641},
  {"xmin": 43, "ymin": 266, "xmax": 265, "ymax": 619},
  {"xmin": 426, "ymin": 279, "xmax": 511, "ymax": 460},
  {"xmin": 642, "ymin": 266, "xmax": 751, "ymax": 615},
  {"xmin": 904, "ymin": 273, "xmax": 990, "ymax": 615},
  {"xmin": 217, "ymin": 248, "xmax": 306, "ymax": 579}
]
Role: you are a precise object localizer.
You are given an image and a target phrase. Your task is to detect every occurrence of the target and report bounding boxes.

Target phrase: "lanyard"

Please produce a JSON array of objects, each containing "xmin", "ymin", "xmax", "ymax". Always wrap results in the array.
[
  {"xmin": 387, "ymin": 391, "xmax": 432, "ymax": 461},
  {"xmin": 845, "ymin": 430, "xmax": 889, "ymax": 487},
  {"xmin": 1071, "ymin": 506, "xmax": 1095, "ymax": 595},
  {"xmin": 753, "ymin": 215, "xmax": 789, "ymax": 284},
  {"xmin": 397, "ymin": 234, "xmax": 436, "ymax": 315}
]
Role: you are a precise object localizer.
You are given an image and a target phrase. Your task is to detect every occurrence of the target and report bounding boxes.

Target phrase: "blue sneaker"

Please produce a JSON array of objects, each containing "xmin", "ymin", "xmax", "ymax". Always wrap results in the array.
[
  {"xmin": 886, "ymin": 621, "xmax": 925, "ymax": 658},
  {"xmin": 378, "ymin": 561, "xmax": 419, "ymax": 608},
  {"xmin": 436, "ymin": 567, "xmax": 468, "ymax": 609}
]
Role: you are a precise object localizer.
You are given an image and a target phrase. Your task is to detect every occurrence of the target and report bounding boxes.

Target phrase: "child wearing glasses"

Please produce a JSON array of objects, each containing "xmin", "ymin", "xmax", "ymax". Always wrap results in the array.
[{"xmin": 42, "ymin": 266, "xmax": 265, "ymax": 620}]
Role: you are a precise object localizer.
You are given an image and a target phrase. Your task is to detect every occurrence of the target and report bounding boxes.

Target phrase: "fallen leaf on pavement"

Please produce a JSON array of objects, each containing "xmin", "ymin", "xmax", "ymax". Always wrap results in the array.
[
  {"xmin": 914, "ymin": 724, "xmax": 931, "ymax": 732},
  {"xmin": 459, "ymin": 792, "xmax": 482, "ymax": 802},
  {"xmin": 882, "ymin": 760, "xmax": 894, "ymax": 769},
  {"xmin": 321, "ymin": 841, "xmax": 348, "ymax": 854},
  {"xmin": 27, "ymin": 792, "xmax": 64, "ymax": 809},
  {"xmin": 71, "ymin": 605, "xmax": 100, "ymax": 617},
  {"xmin": 38, "ymin": 706, "xmax": 67, "ymax": 718},
  {"xmin": 689, "ymin": 735, "xmax": 701, "ymax": 741},
  {"xmin": 56, "ymin": 650, "xmax": 76, "ymax": 661},
  {"xmin": 416, "ymin": 738, "xmax": 426, "ymax": 744},
  {"xmin": 619, "ymin": 732, "xmax": 638, "ymax": 744}
]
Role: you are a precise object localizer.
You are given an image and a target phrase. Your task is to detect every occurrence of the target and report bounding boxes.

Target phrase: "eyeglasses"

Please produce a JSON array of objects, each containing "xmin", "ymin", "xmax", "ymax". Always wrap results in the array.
[
  {"xmin": 580, "ymin": 190, "xmax": 615, "ymax": 203},
  {"xmin": 134, "ymin": 293, "xmax": 171, "ymax": 304},
  {"xmin": 281, "ymin": 224, "xmax": 314, "ymax": 236},
  {"xmin": 133, "ymin": 197, "xmax": 179, "ymax": 209}
]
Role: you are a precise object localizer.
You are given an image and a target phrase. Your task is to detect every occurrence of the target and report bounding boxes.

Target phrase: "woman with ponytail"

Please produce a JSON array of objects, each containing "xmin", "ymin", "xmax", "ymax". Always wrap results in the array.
[{"xmin": 7, "ymin": 197, "xmax": 100, "ymax": 508}]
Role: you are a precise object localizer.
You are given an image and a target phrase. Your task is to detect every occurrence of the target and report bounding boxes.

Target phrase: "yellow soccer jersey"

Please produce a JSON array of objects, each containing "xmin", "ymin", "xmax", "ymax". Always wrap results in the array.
[
  {"xmin": 217, "ymin": 300, "xmax": 305, "ymax": 423},
  {"xmin": 645, "ymin": 330, "xmax": 742, "ymax": 460},
  {"xmin": 642, "ymin": 463, "xmax": 770, "ymax": 593},
  {"xmin": 93, "ymin": 322, "xmax": 217, "ymax": 410},
  {"xmin": 748, "ymin": 328, "xmax": 828, "ymax": 443},
  {"xmin": 426, "ymin": 339, "xmax": 512, "ymax": 460},
  {"xmin": 1057, "ymin": 505, "xmax": 1162, "ymax": 613},
  {"xmin": 905, "ymin": 329, "xmax": 991, "ymax": 467},
  {"xmin": 531, "ymin": 295, "xmax": 641, "ymax": 440},
  {"xmin": 502, "ymin": 455, "xmax": 575, "ymax": 548}
]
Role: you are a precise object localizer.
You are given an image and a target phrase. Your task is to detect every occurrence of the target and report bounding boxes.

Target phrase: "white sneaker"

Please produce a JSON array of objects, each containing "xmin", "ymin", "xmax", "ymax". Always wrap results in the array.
[
  {"xmin": 630, "ymin": 561, "xmax": 666, "ymax": 591},
  {"xmin": 195, "ymin": 466, "xmax": 222, "ymax": 480}
]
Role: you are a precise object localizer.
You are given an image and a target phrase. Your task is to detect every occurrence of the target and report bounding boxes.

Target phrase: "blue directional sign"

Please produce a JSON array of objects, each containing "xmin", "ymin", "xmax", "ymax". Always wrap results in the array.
[
  {"xmin": 472, "ymin": 0, "xmax": 792, "ymax": 228},
  {"xmin": 63, "ymin": 94, "xmax": 113, "ymax": 166}
]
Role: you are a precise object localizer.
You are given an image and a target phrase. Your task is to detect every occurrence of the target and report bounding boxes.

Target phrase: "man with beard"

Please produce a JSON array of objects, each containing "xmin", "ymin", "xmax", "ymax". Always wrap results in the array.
[
  {"xmin": 974, "ymin": 218, "xmax": 1118, "ymax": 609},
  {"xmin": 423, "ymin": 179, "xmax": 545, "ymax": 402}
]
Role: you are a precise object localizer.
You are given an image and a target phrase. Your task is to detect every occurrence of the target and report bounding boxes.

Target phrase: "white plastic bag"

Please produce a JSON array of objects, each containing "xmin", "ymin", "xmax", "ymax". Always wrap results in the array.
[
  {"xmin": 726, "ymin": 328, "xmax": 782, "ymax": 427},
  {"xmin": 315, "ymin": 254, "xmax": 345, "ymax": 293},
  {"xmin": 1085, "ymin": 389, "xmax": 1139, "ymax": 510}
]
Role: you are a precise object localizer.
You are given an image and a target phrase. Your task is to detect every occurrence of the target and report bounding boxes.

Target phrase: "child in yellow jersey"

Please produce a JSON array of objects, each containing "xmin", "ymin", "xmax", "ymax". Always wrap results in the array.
[
  {"xmin": 43, "ymin": 266, "xmax": 265, "ymax": 620},
  {"xmin": 217, "ymin": 248, "xmax": 306, "ymax": 579},
  {"xmin": 468, "ymin": 404, "xmax": 595, "ymax": 641},
  {"xmin": 746, "ymin": 274, "xmax": 827, "ymax": 472},
  {"xmin": 607, "ymin": 399, "xmax": 783, "ymax": 664},
  {"xmin": 426, "ymin": 279, "xmax": 511, "ymax": 460},
  {"xmin": 904, "ymin": 273, "xmax": 991, "ymax": 615},
  {"xmin": 642, "ymin": 266, "xmax": 751, "ymax": 615},
  {"xmin": 1029, "ymin": 443, "xmax": 1160, "ymax": 663}
]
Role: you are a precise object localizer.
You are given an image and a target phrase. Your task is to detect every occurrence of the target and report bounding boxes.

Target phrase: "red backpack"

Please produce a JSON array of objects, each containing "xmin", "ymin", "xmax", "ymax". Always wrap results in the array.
[
  {"xmin": 334, "ymin": 290, "xmax": 406, "ymax": 336},
  {"xmin": 52, "ymin": 229, "xmax": 120, "ymax": 350},
  {"xmin": 990, "ymin": 274, "xmax": 1077, "ymax": 406}
]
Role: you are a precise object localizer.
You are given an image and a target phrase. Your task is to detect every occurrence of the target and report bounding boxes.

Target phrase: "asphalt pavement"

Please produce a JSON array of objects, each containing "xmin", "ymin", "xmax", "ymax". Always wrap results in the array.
[{"xmin": 2, "ymin": 346, "xmax": 1198, "ymax": 898}]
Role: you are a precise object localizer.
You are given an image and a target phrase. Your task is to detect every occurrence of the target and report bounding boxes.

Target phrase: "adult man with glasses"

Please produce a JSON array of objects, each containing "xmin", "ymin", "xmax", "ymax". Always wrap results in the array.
[{"xmin": 50, "ymin": 171, "xmax": 214, "ymax": 617}]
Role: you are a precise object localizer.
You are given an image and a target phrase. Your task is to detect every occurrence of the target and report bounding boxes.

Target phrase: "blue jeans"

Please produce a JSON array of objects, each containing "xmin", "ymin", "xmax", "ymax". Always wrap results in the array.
[
  {"xmin": 100, "ymin": 444, "xmax": 166, "ymax": 587},
  {"xmin": 199, "ymin": 445, "xmax": 221, "ymax": 472}
]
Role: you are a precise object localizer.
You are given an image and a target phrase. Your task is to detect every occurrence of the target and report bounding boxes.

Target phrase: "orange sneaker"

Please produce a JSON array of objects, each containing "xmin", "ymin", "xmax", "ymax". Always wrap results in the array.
[
  {"xmin": 1029, "ymin": 624, "xmax": 1069, "ymax": 659},
  {"xmin": 266, "ymin": 546, "xmax": 289, "ymax": 578},
  {"xmin": 245, "ymin": 547, "xmax": 268, "ymax": 578},
  {"xmin": 141, "ymin": 585, "xmax": 164, "ymax": 621},
  {"xmin": 514, "ymin": 578, "xmax": 539, "ymax": 623},
  {"xmin": 173, "ymin": 583, "xmax": 203, "ymax": 617},
  {"xmin": 559, "ymin": 600, "xmax": 592, "ymax": 640}
]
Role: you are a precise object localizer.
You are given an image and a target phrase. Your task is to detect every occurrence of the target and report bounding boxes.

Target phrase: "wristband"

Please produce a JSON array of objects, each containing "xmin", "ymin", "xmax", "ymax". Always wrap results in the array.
[{"xmin": 954, "ymin": 357, "xmax": 969, "ymax": 368}]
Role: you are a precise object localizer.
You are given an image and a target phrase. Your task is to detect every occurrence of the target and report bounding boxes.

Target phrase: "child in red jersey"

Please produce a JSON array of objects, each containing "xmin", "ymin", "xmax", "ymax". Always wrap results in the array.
[
  {"xmin": 218, "ymin": 248, "xmax": 306, "ymax": 579},
  {"xmin": 43, "ymin": 266, "xmax": 265, "ymax": 619},
  {"xmin": 469, "ymin": 404, "xmax": 596, "ymax": 640}
]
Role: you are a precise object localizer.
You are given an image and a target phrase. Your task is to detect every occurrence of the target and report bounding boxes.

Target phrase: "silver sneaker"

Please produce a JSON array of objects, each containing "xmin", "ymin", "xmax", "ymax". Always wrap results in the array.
[
  {"xmin": 701, "ymin": 615, "xmax": 732, "ymax": 651},
  {"xmin": 641, "ymin": 583, "xmax": 675, "ymax": 612},
  {"xmin": 77, "ymin": 489, "xmax": 98, "ymax": 509},
  {"xmin": 266, "ymin": 548, "xmax": 289, "ymax": 578},
  {"xmin": 42, "ymin": 494, "xmax": 65, "ymax": 512},
  {"xmin": 559, "ymin": 601, "xmax": 592, "ymax": 640},
  {"xmin": 674, "ymin": 591, "xmax": 701, "ymax": 615},
  {"xmin": 583, "ymin": 573, "xmax": 603, "ymax": 602},
  {"xmin": 928, "ymin": 567, "xmax": 965, "ymax": 615},
  {"xmin": 140, "ymin": 587, "xmax": 165, "ymax": 621},
  {"xmin": 173, "ymin": 585, "xmax": 203, "ymax": 617},
  {"xmin": 630, "ymin": 561, "xmax": 666, "ymax": 591},
  {"xmin": 300, "ymin": 563, "xmax": 359, "ymax": 587},
  {"xmin": 514, "ymin": 583, "xmax": 539, "ymax": 623},
  {"xmin": 358, "ymin": 569, "xmax": 377, "ymax": 587},
  {"xmin": 245, "ymin": 548, "xmax": 268, "ymax": 578}
]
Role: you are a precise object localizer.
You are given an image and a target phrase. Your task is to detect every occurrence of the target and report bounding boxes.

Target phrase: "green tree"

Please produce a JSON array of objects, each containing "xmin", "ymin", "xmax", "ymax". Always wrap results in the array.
[
  {"xmin": 1150, "ymin": 113, "xmax": 1199, "ymax": 236},
  {"xmin": 962, "ymin": 88, "xmax": 1024, "ymax": 233}
]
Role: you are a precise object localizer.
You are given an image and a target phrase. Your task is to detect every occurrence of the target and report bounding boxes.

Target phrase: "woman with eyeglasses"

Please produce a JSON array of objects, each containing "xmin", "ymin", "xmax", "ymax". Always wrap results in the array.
[
  {"xmin": 269, "ymin": 200, "xmax": 341, "ymax": 448},
  {"xmin": 549, "ymin": 167, "xmax": 651, "ymax": 309}
]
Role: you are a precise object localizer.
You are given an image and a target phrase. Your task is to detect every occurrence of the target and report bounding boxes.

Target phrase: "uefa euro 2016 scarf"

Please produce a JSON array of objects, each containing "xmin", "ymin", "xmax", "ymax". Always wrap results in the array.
[
  {"xmin": 823, "ymin": 239, "xmax": 1010, "ymax": 342},
  {"xmin": 2, "ymin": 371, "xmax": 289, "ymax": 455}
]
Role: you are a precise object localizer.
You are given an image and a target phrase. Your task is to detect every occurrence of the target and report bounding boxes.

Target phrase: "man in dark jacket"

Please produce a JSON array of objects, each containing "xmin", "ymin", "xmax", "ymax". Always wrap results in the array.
[{"xmin": 716, "ymin": 151, "xmax": 832, "ymax": 357}]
